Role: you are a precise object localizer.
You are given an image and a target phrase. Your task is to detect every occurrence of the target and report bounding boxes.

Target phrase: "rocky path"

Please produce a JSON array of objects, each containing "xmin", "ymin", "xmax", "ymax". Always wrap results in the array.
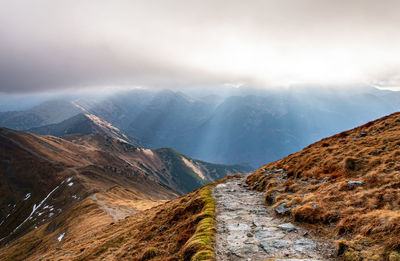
[
  {"xmin": 212, "ymin": 177, "xmax": 336, "ymax": 261},
  {"xmin": 91, "ymin": 194, "xmax": 137, "ymax": 222}
]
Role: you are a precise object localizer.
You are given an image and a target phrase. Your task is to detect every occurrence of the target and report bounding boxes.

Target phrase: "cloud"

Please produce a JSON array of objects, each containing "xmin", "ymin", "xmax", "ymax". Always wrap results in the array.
[{"xmin": 1, "ymin": 0, "xmax": 400, "ymax": 93}]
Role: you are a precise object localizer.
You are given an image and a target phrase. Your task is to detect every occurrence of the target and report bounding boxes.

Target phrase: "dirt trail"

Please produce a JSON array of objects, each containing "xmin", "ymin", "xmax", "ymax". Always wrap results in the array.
[
  {"xmin": 212, "ymin": 177, "xmax": 337, "ymax": 261},
  {"xmin": 90, "ymin": 194, "xmax": 137, "ymax": 222}
]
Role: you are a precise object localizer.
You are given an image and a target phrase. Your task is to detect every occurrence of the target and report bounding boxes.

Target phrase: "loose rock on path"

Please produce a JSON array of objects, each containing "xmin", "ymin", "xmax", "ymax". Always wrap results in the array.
[{"xmin": 212, "ymin": 177, "xmax": 337, "ymax": 260}]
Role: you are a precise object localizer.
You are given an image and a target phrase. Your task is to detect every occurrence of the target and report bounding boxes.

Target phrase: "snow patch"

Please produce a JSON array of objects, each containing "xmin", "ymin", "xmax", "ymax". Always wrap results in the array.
[
  {"xmin": 68, "ymin": 182, "xmax": 73, "ymax": 187},
  {"xmin": 66, "ymin": 177, "xmax": 72, "ymax": 183},
  {"xmin": 24, "ymin": 193, "xmax": 31, "ymax": 200},
  {"xmin": 72, "ymin": 195, "xmax": 78, "ymax": 199},
  {"xmin": 58, "ymin": 232, "xmax": 65, "ymax": 242},
  {"xmin": 13, "ymin": 185, "xmax": 59, "ymax": 233},
  {"xmin": 181, "ymin": 157, "xmax": 206, "ymax": 180}
]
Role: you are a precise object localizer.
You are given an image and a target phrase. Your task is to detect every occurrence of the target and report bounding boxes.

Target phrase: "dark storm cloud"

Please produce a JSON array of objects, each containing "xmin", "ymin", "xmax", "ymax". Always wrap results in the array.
[{"xmin": 1, "ymin": 0, "xmax": 400, "ymax": 93}]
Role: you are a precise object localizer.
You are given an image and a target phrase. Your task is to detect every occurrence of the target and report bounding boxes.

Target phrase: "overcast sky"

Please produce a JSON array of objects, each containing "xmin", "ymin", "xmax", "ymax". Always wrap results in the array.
[{"xmin": 1, "ymin": 0, "xmax": 400, "ymax": 93}]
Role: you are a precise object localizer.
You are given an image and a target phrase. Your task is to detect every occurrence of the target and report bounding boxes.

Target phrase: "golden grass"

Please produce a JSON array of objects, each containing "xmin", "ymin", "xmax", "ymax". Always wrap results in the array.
[
  {"xmin": 1, "ymin": 175, "xmax": 240, "ymax": 260},
  {"xmin": 247, "ymin": 112, "xmax": 400, "ymax": 260}
]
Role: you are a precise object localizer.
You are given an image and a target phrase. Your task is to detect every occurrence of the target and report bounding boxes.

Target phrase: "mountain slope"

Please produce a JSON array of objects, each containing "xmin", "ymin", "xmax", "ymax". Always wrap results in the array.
[
  {"xmin": 246, "ymin": 112, "xmax": 400, "ymax": 259},
  {"xmin": 0, "ymin": 175, "xmax": 237, "ymax": 261},
  {"xmin": 0, "ymin": 127, "xmax": 251, "ymax": 249},
  {"xmin": 65, "ymin": 134, "xmax": 253, "ymax": 194},
  {"xmin": 0, "ymin": 100, "xmax": 83, "ymax": 130},
  {"xmin": 0, "ymin": 128, "xmax": 177, "ymax": 247},
  {"xmin": 28, "ymin": 113, "xmax": 140, "ymax": 146}
]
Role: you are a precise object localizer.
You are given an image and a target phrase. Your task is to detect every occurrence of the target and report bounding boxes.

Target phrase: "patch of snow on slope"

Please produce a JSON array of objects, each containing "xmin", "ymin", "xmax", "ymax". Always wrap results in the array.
[
  {"xmin": 181, "ymin": 157, "xmax": 206, "ymax": 180},
  {"xmin": 13, "ymin": 185, "xmax": 59, "ymax": 233},
  {"xmin": 58, "ymin": 232, "xmax": 65, "ymax": 242},
  {"xmin": 24, "ymin": 193, "xmax": 31, "ymax": 200},
  {"xmin": 68, "ymin": 182, "xmax": 73, "ymax": 187}
]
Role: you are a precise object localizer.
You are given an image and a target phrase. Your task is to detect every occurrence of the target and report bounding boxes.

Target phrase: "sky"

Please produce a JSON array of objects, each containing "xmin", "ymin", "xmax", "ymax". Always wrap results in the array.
[{"xmin": 1, "ymin": 0, "xmax": 400, "ymax": 93}]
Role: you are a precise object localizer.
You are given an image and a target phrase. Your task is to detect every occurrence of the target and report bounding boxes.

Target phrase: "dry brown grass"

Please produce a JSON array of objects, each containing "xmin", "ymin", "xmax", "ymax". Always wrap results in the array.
[
  {"xmin": 247, "ymin": 112, "xmax": 400, "ymax": 260},
  {"xmin": 1, "ymin": 175, "xmax": 239, "ymax": 260}
]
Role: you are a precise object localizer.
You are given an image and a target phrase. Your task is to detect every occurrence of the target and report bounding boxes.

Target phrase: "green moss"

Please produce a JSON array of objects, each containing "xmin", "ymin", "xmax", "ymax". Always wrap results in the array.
[
  {"xmin": 182, "ymin": 186, "xmax": 216, "ymax": 261},
  {"xmin": 389, "ymin": 251, "xmax": 400, "ymax": 261}
]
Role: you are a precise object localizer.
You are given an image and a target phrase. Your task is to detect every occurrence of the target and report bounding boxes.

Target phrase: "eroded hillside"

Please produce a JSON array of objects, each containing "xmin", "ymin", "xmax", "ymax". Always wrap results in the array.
[{"xmin": 247, "ymin": 112, "xmax": 400, "ymax": 259}]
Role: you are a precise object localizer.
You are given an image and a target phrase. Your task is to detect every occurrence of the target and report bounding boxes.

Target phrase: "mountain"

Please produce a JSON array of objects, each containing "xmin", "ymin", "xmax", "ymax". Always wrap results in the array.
[
  {"xmin": 2, "ymin": 113, "xmax": 399, "ymax": 260},
  {"xmin": 28, "ymin": 113, "xmax": 140, "ymax": 146},
  {"xmin": 1, "ymin": 87, "xmax": 399, "ymax": 168},
  {"xmin": 0, "ymin": 128, "xmax": 251, "ymax": 250},
  {"xmin": 246, "ymin": 112, "xmax": 400, "ymax": 259},
  {"xmin": 73, "ymin": 87, "xmax": 399, "ymax": 167},
  {"xmin": 0, "ymin": 100, "xmax": 83, "ymax": 130}
]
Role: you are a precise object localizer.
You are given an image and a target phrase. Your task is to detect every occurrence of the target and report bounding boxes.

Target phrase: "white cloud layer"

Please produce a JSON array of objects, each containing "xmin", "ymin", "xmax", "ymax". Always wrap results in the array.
[{"xmin": 0, "ymin": 0, "xmax": 400, "ymax": 92}]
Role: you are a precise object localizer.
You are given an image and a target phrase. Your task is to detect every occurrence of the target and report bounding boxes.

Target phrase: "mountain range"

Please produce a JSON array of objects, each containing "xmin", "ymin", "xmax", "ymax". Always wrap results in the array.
[
  {"xmin": 1, "ymin": 87, "xmax": 399, "ymax": 167},
  {"xmin": 1, "ymin": 107, "xmax": 399, "ymax": 260}
]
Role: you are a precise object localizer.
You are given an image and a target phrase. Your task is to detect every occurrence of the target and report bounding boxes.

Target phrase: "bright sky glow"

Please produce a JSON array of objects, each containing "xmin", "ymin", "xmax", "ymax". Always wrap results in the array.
[{"xmin": 0, "ymin": 0, "xmax": 400, "ymax": 92}]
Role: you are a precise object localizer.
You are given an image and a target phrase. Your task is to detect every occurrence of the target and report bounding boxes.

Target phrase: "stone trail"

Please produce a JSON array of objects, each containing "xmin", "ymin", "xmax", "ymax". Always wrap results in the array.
[{"xmin": 212, "ymin": 177, "xmax": 337, "ymax": 261}]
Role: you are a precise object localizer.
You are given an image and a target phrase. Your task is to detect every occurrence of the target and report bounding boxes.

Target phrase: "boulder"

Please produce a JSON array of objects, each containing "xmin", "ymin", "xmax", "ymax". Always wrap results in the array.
[
  {"xmin": 277, "ymin": 223, "xmax": 297, "ymax": 232},
  {"xmin": 275, "ymin": 203, "xmax": 291, "ymax": 214}
]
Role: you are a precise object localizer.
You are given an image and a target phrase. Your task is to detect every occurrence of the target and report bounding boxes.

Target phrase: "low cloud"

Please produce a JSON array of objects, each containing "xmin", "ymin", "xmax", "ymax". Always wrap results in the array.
[{"xmin": 1, "ymin": 0, "xmax": 400, "ymax": 93}]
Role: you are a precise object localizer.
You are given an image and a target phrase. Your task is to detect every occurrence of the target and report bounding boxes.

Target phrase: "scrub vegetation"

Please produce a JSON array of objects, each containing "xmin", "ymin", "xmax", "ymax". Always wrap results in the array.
[{"xmin": 247, "ymin": 112, "xmax": 400, "ymax": 260}]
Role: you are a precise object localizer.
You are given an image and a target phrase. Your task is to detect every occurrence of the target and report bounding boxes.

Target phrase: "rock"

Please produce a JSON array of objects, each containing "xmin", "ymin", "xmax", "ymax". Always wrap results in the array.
[
  {"xmin": 275, "ymin": 203, "xmax": 291, "ymax": 214},
  {"xmin": 260, "ymin": 239, "xmax": 290, "ymax": 253},
  {"xmin": 246, "ymin": 232, "xmax": 253, "ymax": 237},
  {"xmin": 249, "ymin": 209, "xmax": 268, "ymax": 215},
  {"xmin": 254, "ymin": 227, "xmax": 284, "ymax": 241},
  {"xmin": 228, "ymin": 245, "xmax": 259, "ymax": 257},
  {"xmin": 293, "ymin": 238, "xmax": 317, "ymax": 252},
  {"xmin": 277, "ymin": 223, "xmax": 297, "ymax": 232},
  {"xmin": 348, "ymin": 180, "xmax": 363, "ymax": 186},
  {"xmin": 359, "ymin": 132, "xmax": 367, "ymax": 137},
  {"xmin": 223, "ymin": 202, "xmax": 241, "ymax": 209},
  {"xmin": 216, "ymin": 184, "xmax": 227, "ymax": 189}
]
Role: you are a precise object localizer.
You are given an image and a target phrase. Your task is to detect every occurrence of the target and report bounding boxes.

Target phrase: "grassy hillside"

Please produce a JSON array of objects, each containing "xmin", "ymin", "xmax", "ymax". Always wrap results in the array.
[
  {"xmin": 0, "ymin": 175, "xmax": 239, "ymax": 260},
  {"xmin": 247, "ymin": 112, "xmax": 400, "ymax": 260}
]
